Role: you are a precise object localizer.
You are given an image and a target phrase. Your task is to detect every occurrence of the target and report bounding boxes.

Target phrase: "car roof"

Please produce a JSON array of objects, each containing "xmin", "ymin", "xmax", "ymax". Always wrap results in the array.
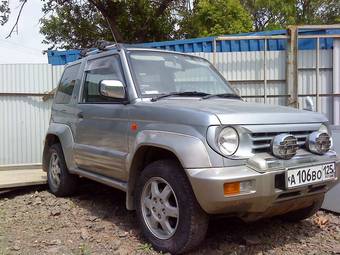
[{"xmin": 64, "ymin": 43, "xmax": 204, "ymax": 68}]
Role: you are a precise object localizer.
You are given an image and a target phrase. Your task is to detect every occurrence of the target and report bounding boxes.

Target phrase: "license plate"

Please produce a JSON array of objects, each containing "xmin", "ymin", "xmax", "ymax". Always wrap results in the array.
[{"xmin": 286, "ymin": 163, "xmax": 336, "ymax": 189}]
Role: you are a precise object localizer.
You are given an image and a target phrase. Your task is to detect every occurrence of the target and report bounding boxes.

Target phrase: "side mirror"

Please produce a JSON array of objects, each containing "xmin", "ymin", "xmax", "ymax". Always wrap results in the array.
[
  {"xmin": 304, "ymin": 96, "xmax": 315, "ymax": 111},
  {"xmin": 99, "ymin": 80, "xmax": 126, "ymax": 99}
]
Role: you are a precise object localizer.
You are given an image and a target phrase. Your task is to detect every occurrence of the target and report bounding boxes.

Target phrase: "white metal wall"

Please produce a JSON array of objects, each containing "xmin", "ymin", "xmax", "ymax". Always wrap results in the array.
[
  {"xmin": 0, "ymin": 48, "xmax": 337, "ymax": 165},
  {"xmin": 192, "ymin": 49, "xmax": 335, "ymax": 121},
  {"xmin": 0, "ymin": 64, "xmax": 63, "ymax": 165},
  {"xmin": 333, "ymin": 39, "xmax": 340, "ymax": 125}
]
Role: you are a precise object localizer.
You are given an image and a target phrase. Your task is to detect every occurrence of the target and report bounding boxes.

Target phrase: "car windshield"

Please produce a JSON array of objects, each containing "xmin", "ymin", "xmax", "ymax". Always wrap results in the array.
[{"xmin": 128, "ymin": 50, "xmax": 235, "ymax": 97}]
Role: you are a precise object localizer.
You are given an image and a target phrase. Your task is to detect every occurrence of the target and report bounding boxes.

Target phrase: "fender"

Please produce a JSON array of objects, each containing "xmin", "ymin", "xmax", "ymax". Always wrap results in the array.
[
  {"xmin": 125, "ymin": 130, "xmax": 212, "ymax": 210},
  {"xmin": 128, "ymin": 130, "xmax": 212, "ymax": 170},
  {"xmin": 45, "ymin": 123, "xmax": 77, "ymax": 171}
]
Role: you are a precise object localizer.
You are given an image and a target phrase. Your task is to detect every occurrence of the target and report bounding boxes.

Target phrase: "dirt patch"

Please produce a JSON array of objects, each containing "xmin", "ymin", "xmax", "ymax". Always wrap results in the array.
[{"xmin": 0, "ymin": 181, "xmax": 339, "ymax": 255}]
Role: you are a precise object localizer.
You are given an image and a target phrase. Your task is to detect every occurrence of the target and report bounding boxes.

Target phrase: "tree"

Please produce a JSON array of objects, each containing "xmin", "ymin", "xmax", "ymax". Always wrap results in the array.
[
  {"xmin": 295, "ymin": 0, "xmax": 340, "ymax": 25},
  {"xmin": 1, "ymin": 0, "xmax": 339, "ymax": 50},
  {"xmin": 39, "ymin": 1, "xmax": 115, "ymax": 50},
  {"xmin": 40, "ymin": 0, "xmax": 193, "ymax": 49},
  {"xmin": 240, "ymin": 0, "xmax": 295, "ymax": 31},
  {"xmin": 241, "ymin": 0, "xmax": 340, "ymax": 31},
  {"xmin": 0, "ymin": 0, "xmax": 10, "ymax": 26},
  {"xmin": 179, "ymin": 0, "xmax": 253, "ymax": 37},
  {"xmin": 2, "ymin": 0, "xmax": 186, "ymax": 48}
]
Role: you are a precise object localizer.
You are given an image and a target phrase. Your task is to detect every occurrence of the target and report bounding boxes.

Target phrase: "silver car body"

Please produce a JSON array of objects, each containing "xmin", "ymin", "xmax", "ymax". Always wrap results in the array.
[{"xmin": 43, "ymin": 46, "xmax": 340, "ymax": 220}]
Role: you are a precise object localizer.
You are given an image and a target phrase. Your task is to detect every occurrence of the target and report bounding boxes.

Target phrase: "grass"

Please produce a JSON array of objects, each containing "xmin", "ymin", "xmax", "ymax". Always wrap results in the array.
[
  {"xmin": 137, "ymin": 243, "xmax": 154, "ymax": 253},
  {"xmin": 76, "ymin": 244, "xmax": 92, "ymax": 255}
]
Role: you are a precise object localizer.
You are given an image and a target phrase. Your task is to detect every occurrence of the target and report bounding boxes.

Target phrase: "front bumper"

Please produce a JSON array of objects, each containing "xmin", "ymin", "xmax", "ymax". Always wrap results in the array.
[{"xmin": 185, "ymin": 152, "xmax": 340, "ymax": 220}]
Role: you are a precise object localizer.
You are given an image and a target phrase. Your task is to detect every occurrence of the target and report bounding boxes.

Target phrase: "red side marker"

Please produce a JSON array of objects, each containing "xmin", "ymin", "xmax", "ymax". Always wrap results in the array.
[{"xmin": 131, "ymin": 122, "xmax": 138, "ymax": 131}]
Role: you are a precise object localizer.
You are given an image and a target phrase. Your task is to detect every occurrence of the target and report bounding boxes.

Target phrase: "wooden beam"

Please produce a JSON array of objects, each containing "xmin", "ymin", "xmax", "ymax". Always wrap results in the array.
[
  {"xmin": 286, "ymin": 26, "xmax": 299, "ymax": 108},
  {"xmin": 0, "ymin": 168, "xmax": 46, "ymax": 189}
]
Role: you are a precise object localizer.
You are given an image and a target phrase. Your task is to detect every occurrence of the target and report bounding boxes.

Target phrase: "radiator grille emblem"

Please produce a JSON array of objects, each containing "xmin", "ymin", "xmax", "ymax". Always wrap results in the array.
[{"xmin": 271, "ymin": 134, "xmax": 299, "ymax": 159}]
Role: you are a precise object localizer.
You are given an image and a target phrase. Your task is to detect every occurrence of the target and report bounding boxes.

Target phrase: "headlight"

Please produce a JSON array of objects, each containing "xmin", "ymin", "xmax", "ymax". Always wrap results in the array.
[
  {"xmin": 217, "ymin": 127, "xmax": 239, "ymax": 156},
  {"xmin": 319, "ymin": 124, "xmax": 330, "ymax": 134}
]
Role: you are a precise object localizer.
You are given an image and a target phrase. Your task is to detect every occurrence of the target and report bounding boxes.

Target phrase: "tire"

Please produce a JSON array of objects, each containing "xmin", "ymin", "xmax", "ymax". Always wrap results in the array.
[
  {"xmin": 135, "ymin": 159, "xmax": 209, "ymax": 254},
  {"xmin": 281, "ymin": 197, "xmax": 324, "ymax": 222},
  {"xmin": 47, "ymin": 143, "xmax": 78, "ymax": 197}
]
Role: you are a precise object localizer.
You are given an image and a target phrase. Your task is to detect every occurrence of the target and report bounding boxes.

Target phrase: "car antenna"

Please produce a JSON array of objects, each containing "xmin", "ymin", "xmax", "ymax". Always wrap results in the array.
[{"xmin": 106, "ymin": 17, "xmax": 121, "ymax": 51}]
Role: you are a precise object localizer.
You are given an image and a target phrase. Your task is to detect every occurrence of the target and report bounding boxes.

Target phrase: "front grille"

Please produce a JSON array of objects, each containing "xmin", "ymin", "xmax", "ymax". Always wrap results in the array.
[{"xmin": 250, "ymin": 130, "xmax": 313, "ymax": 153}]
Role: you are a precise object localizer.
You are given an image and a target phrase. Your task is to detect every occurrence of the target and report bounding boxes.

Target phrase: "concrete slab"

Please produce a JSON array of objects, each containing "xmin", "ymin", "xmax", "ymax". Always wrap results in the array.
[{"xmin": 0, "ymin": 167, "xmax": 46, "ymax": 189}]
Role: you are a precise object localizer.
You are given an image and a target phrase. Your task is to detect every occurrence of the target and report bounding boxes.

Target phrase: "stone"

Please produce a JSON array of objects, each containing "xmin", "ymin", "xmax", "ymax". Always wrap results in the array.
[
  {"xmin": 80, "ymin": 228, "xmax": 89, "ymax": 240},
  {"xmin": 33, "ymin": 197, "xmax": 42, "ymax": 205},
  {"xmin": 51, "ymin": 209, "xmax": 61, "ymax": 216},
  {"xmin": 11, "ymin": 245, "xmax": 20, "ymax": 251},
  {"xmin": 118, "ymin": 231, "xmax": 128, "ymax": 238}
]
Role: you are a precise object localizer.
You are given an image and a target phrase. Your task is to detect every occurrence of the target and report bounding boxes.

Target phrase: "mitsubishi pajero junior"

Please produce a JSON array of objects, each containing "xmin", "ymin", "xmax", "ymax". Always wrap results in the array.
[{"xmin": 43, "ymin": 44, "xmax": 339, "ymax": 254}]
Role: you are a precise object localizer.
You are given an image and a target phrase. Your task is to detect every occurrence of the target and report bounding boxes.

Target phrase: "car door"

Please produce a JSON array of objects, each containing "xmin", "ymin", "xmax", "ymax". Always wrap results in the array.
[
  {"xmin": 52, "ymin": 63, "xmax": 81, "ymax": 126},
  {"xmin": 73, "ymin": 54, "xmax": 129, "ymax": 180}
]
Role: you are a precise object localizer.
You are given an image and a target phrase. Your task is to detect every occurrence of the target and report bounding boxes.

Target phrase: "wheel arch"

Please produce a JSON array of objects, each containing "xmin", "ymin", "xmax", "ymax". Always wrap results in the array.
[
  {"xmin": 126, "ymin": 145, "xmax": 183, "ymax": 210},
  {"xmin": 42, "ymin": 134, "xmax": 61, "ymax": 172},
  {"xmin": 125, "ymin": 130, "xmax": 212, "ymax": 210},
  {"xmin": 42, "ymin": 123, "xmax": 76, "ymax": 172}
]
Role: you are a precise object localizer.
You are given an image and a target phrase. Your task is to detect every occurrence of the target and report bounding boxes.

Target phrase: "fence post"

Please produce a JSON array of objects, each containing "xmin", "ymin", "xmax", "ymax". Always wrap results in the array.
[
  {"xmin": 316, "ymin": 37, "xmax": 320, "ymax": 112},
  {"xmin": 286, "ymin": 26, "xmax": 299, "ymax": 108},
  {"xmin": 333, "ymin": 39, "xmax": 340, "ymax": 126},
  {"xmin": 263, "ymin": 39, "xmax": 267, "ymax": 104},
  {"xmin": 212, "ymin": 37, "xmax": 217, "ymax": 67}
]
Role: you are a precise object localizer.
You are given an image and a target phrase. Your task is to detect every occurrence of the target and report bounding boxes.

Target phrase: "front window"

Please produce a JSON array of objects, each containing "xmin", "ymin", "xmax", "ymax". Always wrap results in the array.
[{"xmin": 128, "ymin": 50, "xmax": 235, "ymax": 97}]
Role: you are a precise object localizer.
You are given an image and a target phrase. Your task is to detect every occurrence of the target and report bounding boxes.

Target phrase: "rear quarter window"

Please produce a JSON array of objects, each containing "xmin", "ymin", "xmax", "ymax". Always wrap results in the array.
[{"xmin": 54, "ymin": 64, "xmax": 80, "ymax": 104}]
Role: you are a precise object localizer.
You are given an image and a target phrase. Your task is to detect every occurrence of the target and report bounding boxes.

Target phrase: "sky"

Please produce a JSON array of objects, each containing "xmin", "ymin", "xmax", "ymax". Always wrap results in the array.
[{"xmin": 0, "ymin": 0, "xmax": 47, "ymax": 64}]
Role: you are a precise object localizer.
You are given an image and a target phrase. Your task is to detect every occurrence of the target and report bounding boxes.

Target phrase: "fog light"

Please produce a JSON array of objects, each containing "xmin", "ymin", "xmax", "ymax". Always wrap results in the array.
[
  {"xmin": 240, "ymin": 180, "xmax": 253, "ymax": 192},
  {"xmin": 224, "ymin": 182, "xmax": 240, "ymax": 195},
  {"xmin": 271, "ymin": 133, "xmax": 299, "ymax": 159},
  {"xmin": 306, "ymin": 131, "xmax": 331, "ymax": 155}
]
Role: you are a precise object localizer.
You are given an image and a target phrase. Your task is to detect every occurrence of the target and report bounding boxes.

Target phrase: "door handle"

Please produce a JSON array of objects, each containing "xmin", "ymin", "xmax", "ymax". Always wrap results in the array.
[{"xmin": 77, "ymin": 112, "xmax": 84, "ymax": 119}]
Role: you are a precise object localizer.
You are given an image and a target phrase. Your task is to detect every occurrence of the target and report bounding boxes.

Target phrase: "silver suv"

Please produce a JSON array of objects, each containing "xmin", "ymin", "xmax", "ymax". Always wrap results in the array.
[{"xmin": 43, "ymin": 44, "xmax": 339, "ymax": 254}]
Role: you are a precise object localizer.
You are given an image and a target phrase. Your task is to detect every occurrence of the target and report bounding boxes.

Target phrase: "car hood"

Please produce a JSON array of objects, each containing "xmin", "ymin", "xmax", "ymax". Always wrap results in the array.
[{"xmin": 146, "ymin": 98, "xmax": 327, "ymax": 125}]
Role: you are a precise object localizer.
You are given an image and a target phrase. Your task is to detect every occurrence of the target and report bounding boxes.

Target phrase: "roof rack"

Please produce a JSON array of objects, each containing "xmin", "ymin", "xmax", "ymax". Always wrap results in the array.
[{"xmin": 79, "ymin": 41, "xmax": 122, "ymax": 58}]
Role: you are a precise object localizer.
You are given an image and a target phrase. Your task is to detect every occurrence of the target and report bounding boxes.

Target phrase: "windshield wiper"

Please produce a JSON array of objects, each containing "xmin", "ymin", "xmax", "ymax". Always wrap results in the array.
[
  {"xmin": 151, "ymin": 91, "xmax": 210, "ymax": 102},
  {"xmin": 201, "ymin": 93, "xmax": 241, "ymax": 100}
]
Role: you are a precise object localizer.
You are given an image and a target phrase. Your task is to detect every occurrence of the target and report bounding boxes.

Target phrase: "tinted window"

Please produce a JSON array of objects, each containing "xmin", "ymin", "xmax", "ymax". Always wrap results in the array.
[
  {"xmin": 54, "ymin": 64, "xmax": 80, "ymax": 104},
  {"xmin": 83, "ymin": 55, "xmax": 125, "ymax": 103}
]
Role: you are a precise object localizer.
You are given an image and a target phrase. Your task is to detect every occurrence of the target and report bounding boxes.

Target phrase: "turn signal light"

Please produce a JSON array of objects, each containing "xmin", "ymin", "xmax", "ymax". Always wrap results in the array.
[{"xmin": 224, "ymin": 182, "xmax": 240, "ymax": 195}]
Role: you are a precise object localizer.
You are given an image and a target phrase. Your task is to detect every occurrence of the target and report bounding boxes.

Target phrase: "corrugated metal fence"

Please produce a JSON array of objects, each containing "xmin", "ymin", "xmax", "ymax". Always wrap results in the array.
[
  {"xmin": 0, "ymin": 45, "xmax": 339, "ymax": 165},
  {"xmin": 0, "ymin": 64, "xmax": 63, "ymax": 165},
  {"xmin": 191, "ymin": 49, "xmax": 335, "ymax": 122}
]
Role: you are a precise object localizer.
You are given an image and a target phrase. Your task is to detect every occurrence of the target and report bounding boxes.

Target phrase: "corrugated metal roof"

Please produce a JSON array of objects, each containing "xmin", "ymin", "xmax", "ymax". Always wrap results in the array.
[
  {"xmin": 47, "ymin": 28, "xmax": 340, "ymax": 65},
  {"xmin": 143, "ymin": 29, "xmax": 339, "ymax": 52}
]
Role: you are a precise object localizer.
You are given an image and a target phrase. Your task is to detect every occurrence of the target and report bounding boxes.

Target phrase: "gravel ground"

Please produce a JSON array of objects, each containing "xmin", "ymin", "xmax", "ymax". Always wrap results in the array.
[{"xmin": 0, "ymin": 181, "xmax": 339, "ymax": 255}]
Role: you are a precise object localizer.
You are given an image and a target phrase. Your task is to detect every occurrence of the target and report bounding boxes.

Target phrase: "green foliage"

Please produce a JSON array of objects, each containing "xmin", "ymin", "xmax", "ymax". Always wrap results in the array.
[
  {"xmin": 39, "ymin": 0, "xmax": 181, "ymax": 49},
  {"xmin": 137, "ymin": 243, "xmax": 154, "ymax": 252},
  {"xmin": 186, "ymin": 0, "xmax": 253, "ymax": 37},
  {"xmin": 295, "ymin": 0, "xmax": 340, "ymax": 25},
  {"xmin": 77, "ymin": 244, "xmax": 92, "ymax": 255},
  {"xmin": 0, "ymin": 0, "xmax": 339, "ymax": 49},
  {"xmin": 241, "ymin": 0, "xmax": 340, "ymax": 31},
  {"xmin": 0, "ymin": 0, "xmax": 9, "ymax": 25},
  {"xmin": 40, "ymin": 2, "xmax": 111, "ymax": 50}
]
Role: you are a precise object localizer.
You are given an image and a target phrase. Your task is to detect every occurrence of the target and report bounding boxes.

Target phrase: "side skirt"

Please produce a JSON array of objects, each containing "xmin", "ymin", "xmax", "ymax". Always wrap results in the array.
[{"xmin": 70, "ymin": 168, "xmax": 128, "ymax": 192}]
